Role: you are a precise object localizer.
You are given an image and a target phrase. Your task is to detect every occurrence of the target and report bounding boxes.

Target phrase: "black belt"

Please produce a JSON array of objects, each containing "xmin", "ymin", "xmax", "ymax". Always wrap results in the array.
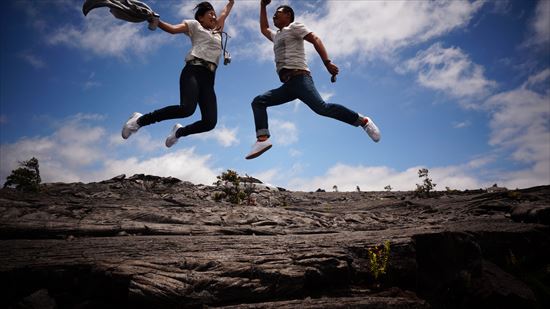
[
  {"xmin": 278, "ymin": 69, "xmax": 310, "ymax": 83},
  {"xmin": 187, "ymin": 57, "xmax": 217, "ymax": 72}
]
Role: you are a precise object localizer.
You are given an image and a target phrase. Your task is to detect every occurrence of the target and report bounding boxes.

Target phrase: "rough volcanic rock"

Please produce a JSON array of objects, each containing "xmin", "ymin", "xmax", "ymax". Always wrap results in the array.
[{"xmin": 0, "ymin": 174, "xmax": 549, "ymax": 308}]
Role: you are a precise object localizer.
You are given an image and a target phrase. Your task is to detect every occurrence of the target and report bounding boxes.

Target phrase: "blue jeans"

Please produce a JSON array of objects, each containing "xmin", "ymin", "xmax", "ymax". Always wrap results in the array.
[{"xmin": 251, "ymin": 74, "xmax": 361, "ymax": 138}]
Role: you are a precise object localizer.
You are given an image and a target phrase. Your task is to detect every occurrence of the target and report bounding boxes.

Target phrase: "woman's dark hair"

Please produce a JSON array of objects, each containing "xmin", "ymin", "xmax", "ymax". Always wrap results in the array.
[
  {"xmin": 194, "ymin": 2, "xmax": 214, "ymax": 21},
  {"xmin": 277, "ymin": 5, "xmax": 294, "ymax": 22}
]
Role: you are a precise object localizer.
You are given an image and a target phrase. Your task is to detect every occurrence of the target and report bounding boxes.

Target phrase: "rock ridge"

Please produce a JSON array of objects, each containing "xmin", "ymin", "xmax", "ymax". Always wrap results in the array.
[{"xmin": 0, "ymin": 174, "xmax": 549, "ymax": 308}]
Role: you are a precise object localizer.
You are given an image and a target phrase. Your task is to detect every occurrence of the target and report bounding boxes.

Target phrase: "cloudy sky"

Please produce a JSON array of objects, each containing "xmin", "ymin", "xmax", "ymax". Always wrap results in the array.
[{"xmin": 1, "ymin": 0, "xmax": 549, "ymax": 191}]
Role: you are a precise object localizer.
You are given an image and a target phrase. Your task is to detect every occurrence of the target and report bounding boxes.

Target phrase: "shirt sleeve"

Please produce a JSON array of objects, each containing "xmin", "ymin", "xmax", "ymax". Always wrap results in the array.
[
  {"xmin": 290, "ymin": 22, "xmax": 312, "ymax": 39},
  {"xmin": 185, "ymin": 19, "xmax": 198, "ymax": 37},
  {"xmin": 267, "ymin": 29, "xmax": 276, "ymax": 41}
]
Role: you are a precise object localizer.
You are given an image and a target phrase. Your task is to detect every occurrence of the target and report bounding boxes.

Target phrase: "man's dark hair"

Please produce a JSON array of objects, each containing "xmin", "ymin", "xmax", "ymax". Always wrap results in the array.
[
  {"xmin": 277, "ymin": 5, "xmax": 294, "ymax": 23},
  {"xmin": 194, "ymin": 2, "xmax": 214, "ymax": 21}
]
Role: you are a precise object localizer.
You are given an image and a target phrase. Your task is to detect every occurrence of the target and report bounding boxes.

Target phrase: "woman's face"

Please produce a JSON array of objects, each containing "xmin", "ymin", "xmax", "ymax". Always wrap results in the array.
[{"xmin": 199, "ymin": 10, "xmax": 217, "ymax": 30}]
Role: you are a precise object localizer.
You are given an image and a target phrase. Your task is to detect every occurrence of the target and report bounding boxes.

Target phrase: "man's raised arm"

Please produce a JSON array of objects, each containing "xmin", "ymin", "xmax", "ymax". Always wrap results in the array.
[{"xmin": 260, "ymin": 0, "xmax": 272, "ymax": 41}]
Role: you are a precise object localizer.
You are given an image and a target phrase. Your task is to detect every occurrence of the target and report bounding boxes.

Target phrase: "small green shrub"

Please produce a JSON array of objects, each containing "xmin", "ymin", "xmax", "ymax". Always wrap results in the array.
[
  {"xmin": 507, "ymin": 190, "xmax": 522, "ymax": 200},
  {"xmin": 4, "ymin": 157, "xmax": 41, "ymax": 192},
  {"xmin": 415, "ymin": 168, "xmax": 436, "ymax": 197},
  {"xmin": 367, "ymin": 240, "xmax": 391, "ymax": 281},
  {"xmin": 214, "ymin": 170, "xmax": 255, "ymax": 205}
]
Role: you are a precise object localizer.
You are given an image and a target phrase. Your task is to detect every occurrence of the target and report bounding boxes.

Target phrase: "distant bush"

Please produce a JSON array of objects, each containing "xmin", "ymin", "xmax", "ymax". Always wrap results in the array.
[
  {"xmin": 384, "ymin": 185, "xmax": 392, "ymax": 192},
  {"xmin": 415, "ymin": 168, "xmax": 436, "ymax": 197},
  {"xmin": 214, "ymin": 169, "xmax": 255, "ymax": 205},
  {"xmin": 4, "ymin": 157, "xmax": 41, "ymax": 192}
]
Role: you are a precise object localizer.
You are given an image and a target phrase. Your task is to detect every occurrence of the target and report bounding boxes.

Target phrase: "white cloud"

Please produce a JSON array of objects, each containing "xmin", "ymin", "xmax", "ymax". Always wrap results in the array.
[
  {"xmin": 488, "ymin": 0, "xmax": 513, "ymax": 14},
  {"xmin": 401, "ymin": 43, "xmax": 497, "ymax": 99},
  {"xmin": 453, "ymin": 120, "xmax": 471, "ymax": 129},
  {"xmin": 0, "ymin": 114, "xmax": 108, "ymax": 183},
  {"xmin": 83, "ymin": 72, "xmax": 101, "ymax": 90},
  {"xmin": 14, "ymin": 0, "xmax": 48, "ymax": 31},
  {"xmin": 0, "ymin": 114, "xmax": 220, "ymax": 186},
  {"xmin": 527, "ymin": 0, "xmax": 550, "ymax": 48},
  {"xmin": 83, "ymin": 80, "xmax": 101, "ymax": 90},
  {"xmin": 95, "ymin": 149, "xmax": 218, "ymax": 185},
  {"xmin": 300, "ymin": 0, "xmax": 484, "ymax": 61},
  {"xmin": 496, "ymin": 161, "xmax": 550, "ymax": 189},
  {"xmin": 525, "ymin": 68, "xmax": 550, "ymax": 89},
  {"xmin": 192, "ymin": 125, "xmax": 240, "ymax": 147},
  {"xmin": 18, "ymin": 51, "xmax": 46, "ymax": 69},
  {"xmin": 289, "ymin": 148, "xmax": 302, "ymax": 157},
  {"xmin": 49, "ymin": 11, "xmax": 169, "ymax": 59},
  {"xmin": 250, "ymin": 168, "xmax": 280, "ymax": 185},
  {"xmin": 288, "ymin": 162, "xmax": 486, "ymax": 192},
  {"xmin": 319, "ymin": 91, "xmax": 335, "ymax": 102},
  {"xmin": 211, "ymin": 0, "xmax": 485, "ymax": 64},
  {"xmin": 481, "ymin": 68, "xmax": 550, "ymax": 187},
  {"xmin": 485, "ymin": 80, "xmax": 550, "ymax": 163},
  {"xmin": 176, "ymin": 2, "xmax": 200, "ymax": 19},
  {"xmin": 108, "ymin": 130, "xmax": 163, "ymax": 153},
  {"xmin": 270, "ymin": 119, "xmax": 298, "ymax": 146}
]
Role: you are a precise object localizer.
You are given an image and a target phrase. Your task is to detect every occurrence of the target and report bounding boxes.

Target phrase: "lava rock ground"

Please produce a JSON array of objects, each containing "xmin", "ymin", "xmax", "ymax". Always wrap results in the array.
[{"xmin": 1, "ymin": 174, "xmax": 549, "ymax": 308}]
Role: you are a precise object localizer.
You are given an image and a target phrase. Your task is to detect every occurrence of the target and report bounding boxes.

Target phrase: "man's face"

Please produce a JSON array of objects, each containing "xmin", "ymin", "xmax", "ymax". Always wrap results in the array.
[{"xmin": 273, "ymin": 8, "xmax": 290, "ymax": 28}]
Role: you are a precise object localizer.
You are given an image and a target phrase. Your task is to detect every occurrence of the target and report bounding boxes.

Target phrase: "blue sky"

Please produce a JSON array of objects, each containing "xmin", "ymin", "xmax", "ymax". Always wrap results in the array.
[{"xmin": 1, "ymin": 0, "xmax": 549, "ymax": 191}]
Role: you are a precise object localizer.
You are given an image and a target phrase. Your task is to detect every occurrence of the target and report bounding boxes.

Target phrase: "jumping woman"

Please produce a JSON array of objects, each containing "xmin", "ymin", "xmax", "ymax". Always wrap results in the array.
[{"xmin": 122, "ymin": 1, "xmax": 234, "ymax": 148}]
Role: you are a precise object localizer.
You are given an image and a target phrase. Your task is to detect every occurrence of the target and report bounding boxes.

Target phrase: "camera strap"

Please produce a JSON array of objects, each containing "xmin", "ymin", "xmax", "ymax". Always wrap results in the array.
[{"xmin": 218, "ymin": 31, "xmax": 231, "ymax": 65}]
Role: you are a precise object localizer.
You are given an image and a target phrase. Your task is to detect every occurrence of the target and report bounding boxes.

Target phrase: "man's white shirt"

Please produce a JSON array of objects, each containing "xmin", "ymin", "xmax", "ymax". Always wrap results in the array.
[{"xmin": 268, "ymin": 22, "xmax": 312, "ymax": 73}]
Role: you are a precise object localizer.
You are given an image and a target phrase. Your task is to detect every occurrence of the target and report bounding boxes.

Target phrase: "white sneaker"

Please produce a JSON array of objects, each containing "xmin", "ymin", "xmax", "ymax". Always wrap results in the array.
[
  {"xmin": 245, "ymin": 139, "xmax": 273, "ymax": 160},
  {"xmin": 362, "ymin": 116, "xmax": 381, "ymax": 142},
  {"xmin": 165, "ymin": 123, "xmax": 183, "ymax": 148},
  {"xmin": 122, "ymin": 112, "xmax": 143, "ymax": 139}
]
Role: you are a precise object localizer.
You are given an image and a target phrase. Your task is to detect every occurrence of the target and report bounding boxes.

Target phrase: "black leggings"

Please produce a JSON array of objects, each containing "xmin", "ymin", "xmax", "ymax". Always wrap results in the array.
[{"xmin": 137, "ymin": 64, "xmax": 217, "ymax": 138}]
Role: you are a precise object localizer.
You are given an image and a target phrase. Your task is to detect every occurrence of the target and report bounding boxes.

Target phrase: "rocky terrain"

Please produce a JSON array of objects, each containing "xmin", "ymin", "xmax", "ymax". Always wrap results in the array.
[{"xmin": 0, "ymin": 174, "xmax": 549, "ymax": 308}]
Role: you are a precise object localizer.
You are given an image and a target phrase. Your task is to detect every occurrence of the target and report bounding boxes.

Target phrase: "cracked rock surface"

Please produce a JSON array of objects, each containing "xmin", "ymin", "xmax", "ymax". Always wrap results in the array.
[{"xmin": 1, "ymin": 174, "xmax": 549, "ymax": 308}]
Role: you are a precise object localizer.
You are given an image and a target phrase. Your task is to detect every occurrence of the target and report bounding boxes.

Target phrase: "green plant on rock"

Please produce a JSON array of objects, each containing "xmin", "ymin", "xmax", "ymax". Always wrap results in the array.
[
  {"xmin": 3, "ymin": 157, "xmax": 41, "ymax": 192},
  {"xmin": 214, "ymin": 170, "xmax": 256, "ymax": 205},
  {"xmin": 415, "ymin": 168, "xmax": 436, "ymax": 197},
  {"xmin": 367, "ymin": 240, "xmax": 391, "ymax": 281},
  {"xmin": 507, "ymin": 190, "xmax": 522, "ymax": 200}
]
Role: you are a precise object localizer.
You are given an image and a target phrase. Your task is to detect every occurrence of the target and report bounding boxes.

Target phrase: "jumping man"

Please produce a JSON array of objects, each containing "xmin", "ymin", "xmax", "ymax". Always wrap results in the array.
[{"xmin": 245, "ymin": 0, "xmax": 380, "ymax": 159}]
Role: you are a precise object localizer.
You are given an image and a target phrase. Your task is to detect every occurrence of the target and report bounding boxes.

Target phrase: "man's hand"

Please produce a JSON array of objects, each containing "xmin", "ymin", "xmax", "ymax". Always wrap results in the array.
[
  {"xmin": 325, "ymin": 61, "xmax": 339, "ymax": 77},
  {"xmin": 261, "ymin": 0, "xmax": 271, "ymax": 6}
]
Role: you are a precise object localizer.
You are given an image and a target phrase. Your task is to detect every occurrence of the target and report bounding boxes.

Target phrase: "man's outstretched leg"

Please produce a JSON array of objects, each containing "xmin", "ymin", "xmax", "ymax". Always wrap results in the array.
[{"xmin": 245, "ymin": 85, "xmax": 295, "ymax": 160}]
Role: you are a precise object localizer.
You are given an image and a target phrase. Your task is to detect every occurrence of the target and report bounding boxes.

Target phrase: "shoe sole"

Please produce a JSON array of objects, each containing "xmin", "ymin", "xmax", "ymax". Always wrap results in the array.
[
  {"xmin": 245, "ymin": 144, "xmax": 272, "ymax": 160},
  {"xmin": 165, "ymin": 124, "xmax": 183, "ymax": 147},
  {"xmin": 363, "ymin": 125, "xmax": 380, "ymax": 143},
  {"xmin": 121, "ymin": 113, "xmax": 141, "ymax": 139}
]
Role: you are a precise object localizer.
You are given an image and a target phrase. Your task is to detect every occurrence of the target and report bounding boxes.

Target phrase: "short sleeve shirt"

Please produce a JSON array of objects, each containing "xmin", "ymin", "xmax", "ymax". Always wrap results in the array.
[
  {"xmin": 184, "ymin": 20, "xmax": 222, "ymax": 66},
  {"xmin": 268, "ymin": 22, "xmax": 312, "ymax": 73}
]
